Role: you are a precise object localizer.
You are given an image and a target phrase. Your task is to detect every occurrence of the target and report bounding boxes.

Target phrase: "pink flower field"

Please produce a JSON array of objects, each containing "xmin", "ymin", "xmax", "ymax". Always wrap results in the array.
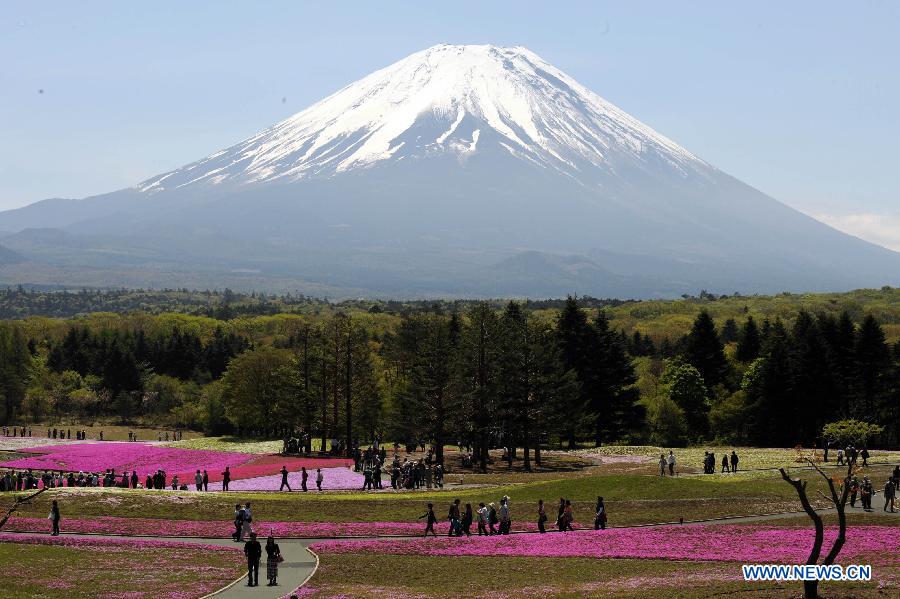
[
  {"xmin": 4, "ymin": 516, "xmax": 424, "ymax": 538},
  {"xmin": 4, "ymin": 442, "xmax": 356, "ymax": 487},
  {"xmin": 0, "ymin": 531, "xmax": 238, "ymax": 553},
  {"xmin": 206, "ymin": 466, "xmax": 364, "ymax": 491},
  {"xmin": 311, "ymin": 525, "xmax": 900, "ymax": 565},
  {"xmin": 6, "ymin": 442, "xmax": 253, "ymax": 480}
]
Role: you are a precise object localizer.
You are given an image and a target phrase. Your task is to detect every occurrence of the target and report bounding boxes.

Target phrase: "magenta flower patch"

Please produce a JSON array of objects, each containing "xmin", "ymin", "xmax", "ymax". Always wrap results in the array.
[{"xmin": 310, "ymin": 525, "xmax": 900, "ymax": 565}]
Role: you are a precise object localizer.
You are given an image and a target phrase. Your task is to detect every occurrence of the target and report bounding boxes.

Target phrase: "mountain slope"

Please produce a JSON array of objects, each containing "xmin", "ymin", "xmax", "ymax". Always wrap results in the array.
[{"xmin": 1, "ymin": 44, "xmax": 897, "ymax": 297}]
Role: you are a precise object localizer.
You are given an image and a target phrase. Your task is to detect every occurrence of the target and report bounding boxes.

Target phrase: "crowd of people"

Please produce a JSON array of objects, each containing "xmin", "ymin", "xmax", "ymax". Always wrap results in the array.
[
  {"xmin": 2, "ymin": 426, "xmax": 33, "ymax": 437},
  {"xmin": 419, "ymin": 495, "xmax": 608, "ymax": 537}
]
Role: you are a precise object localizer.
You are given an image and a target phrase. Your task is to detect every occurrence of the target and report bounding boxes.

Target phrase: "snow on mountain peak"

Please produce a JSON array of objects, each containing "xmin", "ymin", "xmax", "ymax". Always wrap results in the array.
[{"xmin": 137, "ymin": 44, "xmax": 706, "ymax": 194}]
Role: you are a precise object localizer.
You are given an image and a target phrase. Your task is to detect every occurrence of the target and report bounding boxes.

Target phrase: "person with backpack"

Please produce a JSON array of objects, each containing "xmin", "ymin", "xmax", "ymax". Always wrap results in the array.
[
  {"xmin": 419, "ymin": 502, "xmax": 437, "ymax": 536},
  {"xmin": 860, "ymin": 448, "xmax": 870, "ymax": 467},
  {"xmin": 594, "ymin": 496, "xmax": 607, "ymax": 530}
]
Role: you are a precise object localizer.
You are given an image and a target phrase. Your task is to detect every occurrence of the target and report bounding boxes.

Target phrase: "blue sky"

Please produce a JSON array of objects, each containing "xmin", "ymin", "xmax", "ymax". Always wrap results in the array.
[{"xmin": 2, "ymin": 2, "xmax": 898, "ymax": 248}]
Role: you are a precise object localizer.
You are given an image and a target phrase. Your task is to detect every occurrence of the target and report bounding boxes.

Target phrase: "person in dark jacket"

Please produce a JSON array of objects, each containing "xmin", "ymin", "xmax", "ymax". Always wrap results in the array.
[
  {"xmin": 279, "ymin": 466, "xmax": 291, "ymax": 492},
  {"xmin": 244, "ymin": 532, "xmax": 262, "ymax": 587},
  {"xmin": 419, "ymin": 502, "xmax": 437, "ymax": 536},
  {"xmin": 50, "ymin": 500, "xmax": 61, "ymax": 536},
  {"xmin": 222, "ymin": 466, "xmax": 231, "ymax": 491}
]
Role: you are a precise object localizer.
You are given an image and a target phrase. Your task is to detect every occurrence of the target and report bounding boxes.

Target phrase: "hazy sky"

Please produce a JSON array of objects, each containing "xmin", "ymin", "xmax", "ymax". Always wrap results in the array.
[{"xmin": 2, "ymin": 2, "xmax": 898, "ymax": 248}]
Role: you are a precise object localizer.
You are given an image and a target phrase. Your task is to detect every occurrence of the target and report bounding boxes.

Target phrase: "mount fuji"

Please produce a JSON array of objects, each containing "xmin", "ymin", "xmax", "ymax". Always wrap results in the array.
[{"xmin": 1, "ymin": 44, "xmax": 898, "ymax": 297}]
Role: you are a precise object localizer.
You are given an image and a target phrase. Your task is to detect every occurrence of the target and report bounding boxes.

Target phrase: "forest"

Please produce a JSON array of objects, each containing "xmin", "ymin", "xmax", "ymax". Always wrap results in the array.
[{"xmin": 0, "ymin": 287, "xmax": 898, "ymax": 455}]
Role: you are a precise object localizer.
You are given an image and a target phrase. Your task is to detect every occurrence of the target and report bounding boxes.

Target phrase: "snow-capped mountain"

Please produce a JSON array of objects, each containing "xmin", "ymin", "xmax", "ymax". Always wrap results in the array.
[
  {"xmin": 136, "ymin": 44, "xmax": 705, "ymax": 194},
  {"xmin": 0, "ymin": 44, "xmax": 897, "ymax": 297}
]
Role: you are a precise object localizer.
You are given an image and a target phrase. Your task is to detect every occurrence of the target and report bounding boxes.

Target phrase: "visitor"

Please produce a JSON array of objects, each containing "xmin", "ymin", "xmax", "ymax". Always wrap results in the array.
[
  {"xmin": 498, "ymin": 496, "xmax": 511, "ymax": 535},
  {"xmin": 315, "ymin": 468, "xmax": 323, "ymax": 491},
  {"xmin": 477, "ymin": 502, "xmax": 489, "ymax": 535},
  {"xmin": 892, "ymin": 465, "xmax": 900, "ymax": 489},
  {"xmin": 279, "ymin": 466, "xmax": 291, "ymax": 492},
  {"xmin": 849, "ymin": 477, "xmax": 859, "ymax": 507},
  {"xmin": 232, "ymin": 504, "xmax": 244, "ymax": 541},
  {"xmin": 242, "ymin": 502, "xmax": 254, "ymax": 540},
  {"xmin": 487, "ymin": 502, "xmax": 498, "ymax": 535},
  {"xmin": 244, "ymin": 532, "xmax": 262, "ymax": 587},
  {"xmin": 658, "ymin": 454, "xmax": 666, "ymax": 476},
  {"xmin": 420, "ymin": 502, "xmax": 437, "ymax": 536},
  {"xmin": 195, "ymin": 470, "xmax": 203, "ymax": 492},
  {"xmin": 837, "ymin": 448, "xmax": 845, "ymax": 465},
  {"xmin": 860, "ymin": 448, "xmax": 870, "ymax": 467},
  {"xmin": 556, "ymin": 498, "xmax": 566, "ymax": 532},
  {"xmin": 667, "ymin": 451, "xmax": 676, "ymax": 475},
  {"xmin": 537, "ymin": 499, "xmax": 547, "ymax": 533},
  {"xmin": 130, "ymin": 470, "xmax": 138, "ymax": 489},
  {"xmin": 884, "ymin": 477, "xmax": 896, "ymax": 513},
  {"xmin": 860, "ymin": 477, "xmax": 873, "ymax": 511},
  {"xmin": 222, "ymin": 466, "xmax": 231, "ymax": 491},
  {"xmin": 265, "ymin": 535, "xmax": 281, "ymax": 587},
  {"xmin": 301, "ymin": 467, "xmax": 308, "ymax": 492},
  {"xmin": 594, "ymin": 496, "xmax": 607, "ymax": 530},
  {"xmin": 461, "ymin": 503, "xmax": 473, "ymax": 536},
  {"xmin": 171, "ymin": 474, "xmax": 179, "ymax": 490},
  {"xmin": 203, "ymin": 469, "xmax": 209, "ymax": 491},
  {"xmin": 448, "ymin": 498, "xmax": 461, "ymax": 536},
  {"xmin": 49, "ymin": 500, "xmax": 61, "ymax": 536},
  {"xmin": 721, "ymin": 454, "xmax": 729, "ymax": 473},
  {"xmin": 563, "ymin": 499, "xmax": 574, "ymax": 531},
  {"xmin": 730, "ymin": 451, "xmax": 739, "ymax": 473}
]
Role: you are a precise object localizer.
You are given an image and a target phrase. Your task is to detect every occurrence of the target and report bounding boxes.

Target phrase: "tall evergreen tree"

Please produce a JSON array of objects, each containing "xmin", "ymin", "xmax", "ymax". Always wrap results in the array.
[
  {"xmin": 735, "ymin": 316, "xmax": 761, "ymax": 362},
  {"xmin": 855, "ymin": 315, "xmax": 890, "ymax": 420},
  {"xmin": 590, "ymin": 311, "xmax": 643, "ymax": 444},
  {"xmin": 685, "ymin": 311, "xmax": 730, "ymax": 392}
]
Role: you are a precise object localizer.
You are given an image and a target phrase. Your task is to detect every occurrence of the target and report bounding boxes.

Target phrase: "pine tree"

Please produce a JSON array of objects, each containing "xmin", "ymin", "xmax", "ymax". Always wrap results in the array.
[
  {"xmin": 591, "ymin": 311, "xmax": 643, "ymax": 444},
  {"xmin": 855, "ymin": 315, "xmax": 890, "ymax": 420},
  {"xmin": 735, "ymin": 316, "xmax": 761, "ymax": 362},
  {"xmin": 685, "ymin": 311, "xmax": 730, "ymax": 392}
]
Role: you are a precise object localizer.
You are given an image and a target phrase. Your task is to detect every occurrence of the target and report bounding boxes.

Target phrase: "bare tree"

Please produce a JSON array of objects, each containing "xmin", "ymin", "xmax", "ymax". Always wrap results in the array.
[{"xmin": 778, "ymin": 456, "xmax": 856, "ymax": 599}]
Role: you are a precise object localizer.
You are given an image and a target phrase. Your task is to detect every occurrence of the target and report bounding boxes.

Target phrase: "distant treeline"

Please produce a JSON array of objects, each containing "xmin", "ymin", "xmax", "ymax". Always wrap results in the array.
[{"xmin": 0, "ymin": 294, "xmax": 897, "ymax": 453}]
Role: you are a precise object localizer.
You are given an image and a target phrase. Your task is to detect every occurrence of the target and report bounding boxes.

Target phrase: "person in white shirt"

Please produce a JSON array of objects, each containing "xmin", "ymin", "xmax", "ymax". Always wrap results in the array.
[
  {"xmin": 316, "ymin": 468, "xmax": 324, "ymax": 491},
  {"xmin": 667, "ymin": 451, "xmax": 676, "ymax": 476}
]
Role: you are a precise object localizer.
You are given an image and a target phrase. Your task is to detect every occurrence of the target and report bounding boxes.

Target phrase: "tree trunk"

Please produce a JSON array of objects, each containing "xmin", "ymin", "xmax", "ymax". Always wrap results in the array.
[
  {"xmin": 803, "ymin": 580, "xmax": 818, "ymax": 599},
  {"xmin": 523, "ymin": 424, "xmax": 531, "ymax": 472},
  {"xmin": 535, "ymin": 443, "xmax": 541, "ymax": 466}
]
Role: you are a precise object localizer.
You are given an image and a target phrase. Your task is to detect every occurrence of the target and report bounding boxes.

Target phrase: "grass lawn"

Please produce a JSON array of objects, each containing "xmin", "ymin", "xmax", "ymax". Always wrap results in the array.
[
  {"xmin": 8, "ymin": 467, "xmax": 853, "ymax": 528},
  {"xmin": 299, "ymin": 554, "xmax": 894, "ymax": 598},
  {"xmin": 0, "ymin": 536, "xmax": 242, "ymax": 598},
  {"xmin": 12, "ymin": 423, "xmax": 204, "ymax": 442}
]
